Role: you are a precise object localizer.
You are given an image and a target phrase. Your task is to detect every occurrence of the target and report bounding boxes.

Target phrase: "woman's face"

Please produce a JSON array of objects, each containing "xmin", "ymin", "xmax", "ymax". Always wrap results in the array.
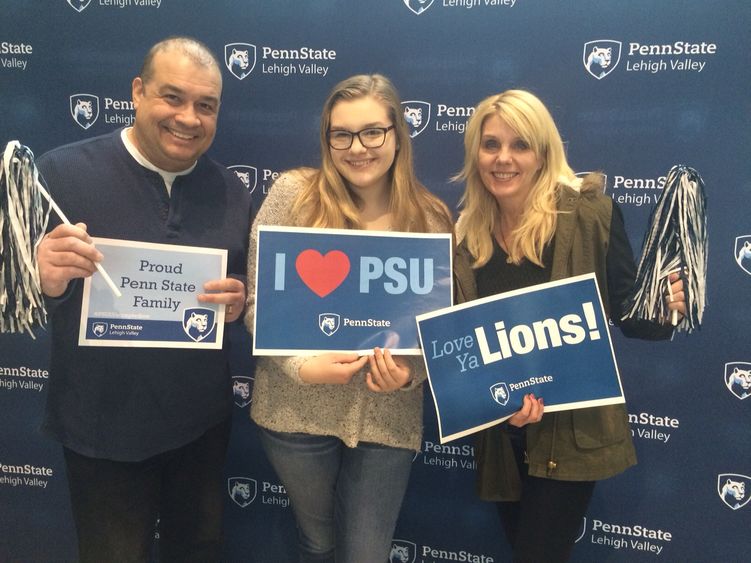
[
  {"xmin": 328, "ymin": 95, "xmax": 397, "ymax": 196},
  {"xmin": 477, "ymin": 113, "xmax": 541, "ymax": 209}
]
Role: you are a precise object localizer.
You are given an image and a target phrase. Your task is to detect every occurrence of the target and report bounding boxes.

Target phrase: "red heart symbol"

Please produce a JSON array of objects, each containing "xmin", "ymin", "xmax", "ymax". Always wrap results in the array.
[{"xmin": 295, "ymin": 249, "xmax": 351, "ymax": 298}]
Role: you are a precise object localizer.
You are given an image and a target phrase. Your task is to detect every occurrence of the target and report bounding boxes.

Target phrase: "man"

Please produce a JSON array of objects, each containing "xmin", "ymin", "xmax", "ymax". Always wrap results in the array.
[{"xmin": 36, "ymin": 37, "xmax": 252, "ymax": 562}]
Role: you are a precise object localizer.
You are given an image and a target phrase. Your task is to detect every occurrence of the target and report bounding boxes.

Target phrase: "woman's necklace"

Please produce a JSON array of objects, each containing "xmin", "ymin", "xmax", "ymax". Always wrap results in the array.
[{"xmin": 497, "ymin": 221, "xmax": 515, "ymax": 264}]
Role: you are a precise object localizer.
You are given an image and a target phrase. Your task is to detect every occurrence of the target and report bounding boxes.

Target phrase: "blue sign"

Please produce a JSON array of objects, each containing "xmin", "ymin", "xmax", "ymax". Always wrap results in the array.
[
  {"xmin": 416, "ymin": 274, "xmax": 624, "ymax": 443},
  {"xmin": 78, "ymin": 238, "xmax": 227, "ymax": 348},
  {"xmin": 253, "ymin": 226, "xmax": 452, "ymax": 355}
]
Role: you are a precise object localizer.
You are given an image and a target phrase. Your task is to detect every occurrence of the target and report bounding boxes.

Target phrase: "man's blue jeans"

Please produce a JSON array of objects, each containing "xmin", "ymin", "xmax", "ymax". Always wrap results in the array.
[{"xmin": 258, "ymin": 427, "xmax": 414, "ymax": 563}]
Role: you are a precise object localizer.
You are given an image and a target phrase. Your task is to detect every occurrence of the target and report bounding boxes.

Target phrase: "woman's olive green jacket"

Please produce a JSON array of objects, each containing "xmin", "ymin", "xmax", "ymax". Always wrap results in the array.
[{"xmin": 455, "ymin": 182, "xmax": 670, "ymax": 501}]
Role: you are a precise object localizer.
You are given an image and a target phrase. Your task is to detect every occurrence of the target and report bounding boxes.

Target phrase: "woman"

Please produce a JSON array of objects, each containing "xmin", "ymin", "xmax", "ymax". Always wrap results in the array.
[
  {"xmin": 245, "ymin": 74, "xmax": 452, "ymax": 563},
  {"xmin": 453, "ymin": 89, "xmax": 686, "ymax": 562}
]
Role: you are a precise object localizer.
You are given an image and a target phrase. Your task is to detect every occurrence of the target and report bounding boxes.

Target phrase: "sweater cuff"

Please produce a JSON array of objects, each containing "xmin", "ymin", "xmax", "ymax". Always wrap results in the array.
[
  {"xmin": 276, "ymin": 356, "xmax": 309, "ymax": 384},
  {"xmin": 43, "ymin": 279, "xmax": 79, "ymax": 315},
  {"xmin": 399, "ymin": 356, "xmax": 426, "ymax": 391}
]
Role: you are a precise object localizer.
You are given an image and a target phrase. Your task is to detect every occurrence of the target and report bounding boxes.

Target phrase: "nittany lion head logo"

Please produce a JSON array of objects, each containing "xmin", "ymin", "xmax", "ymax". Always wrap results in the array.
[
  {"xmin": 228, "ymin": 165, "xmax": 258, "ymax": 193},
  {"xmin": 319, "ymin": 313, "xmax": 340, "ymax": 337},
  {"xmin": 224, "ymin": 43, "xmax": 257, "ymax": 80},
  {"xmin": 182, "ymin": 307, "xmax": 216, "ymax": 342},
  {"xmin": 389, "ymin": 539, "xmax": 417, "ymax": 563},
  {"xmin": 490, "ymin": 382, "xmax": 510, "ymax": 406},
  {"xmin": 70, "ymin": 94, "xmax": 100, "ymax": 130},
  {"xmin": 232, "ymin": 376, "xmax": 254, "ymax": 408},
  {"xmin": 725, "ymin": 362, "xmax": 751, "ymax": 400},
  {"xmin": 403, "ymin": 0, "xmax": 435, "ymax": 15},
  {"xmin": 575, "ymin": 171, "xmax": 608, "ymax": 194},
  {"xmin": 583, "ymin": 40, "xmax": 622, "ymax": 80},
  {"xmin": 67, "ymin": 0, "xmax": 91, "ymax": 12},
  {"xmin": 401, "ymin": 101, "xmax": 431, "ymax": 138},
  {"xmin": 734, "ymin": 236, "xmax": 751, "ymax": 276},
  {"xmin": 228, "ymin": 477, "xmax": 257, "ymax": 508},
  {"xmin": 91, "ymin": 322, "xmax": 108, "ymax": 338},
  {"xmin": 717, "ymin": 474, "xmax": 751, "ymax": 510}
]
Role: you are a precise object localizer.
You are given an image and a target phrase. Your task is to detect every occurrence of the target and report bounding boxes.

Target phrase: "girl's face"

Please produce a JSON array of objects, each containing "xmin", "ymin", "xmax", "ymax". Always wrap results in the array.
[{"xmin": 328, "ymin": 95, "xmax": 397, "ymax": 197}]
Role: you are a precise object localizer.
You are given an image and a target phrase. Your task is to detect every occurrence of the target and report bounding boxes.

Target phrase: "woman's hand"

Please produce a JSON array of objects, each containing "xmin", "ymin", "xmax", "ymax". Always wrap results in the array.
[
  {"xmin": 299, "ymin": 353, "xmax": 368, "ymax": 385},
  {"xmin": 366, "ymin": 347, "xmax": 412, "ymax": 392},
  {"xmin": 507, "ymin": 393, "xmax": 544, "ymax": 427}
]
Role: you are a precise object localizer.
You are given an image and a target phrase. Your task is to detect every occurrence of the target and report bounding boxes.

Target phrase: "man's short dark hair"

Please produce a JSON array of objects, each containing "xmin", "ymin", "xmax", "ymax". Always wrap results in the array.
[{"xmin": 139, "ymin": 36, "xmax": 221, "ymax": 84}]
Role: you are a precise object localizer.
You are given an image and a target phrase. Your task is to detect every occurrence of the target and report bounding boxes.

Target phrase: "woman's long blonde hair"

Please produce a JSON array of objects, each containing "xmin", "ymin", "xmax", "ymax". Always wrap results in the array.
[
  {"xmin": 290, "ymin": 74, "xmax": 451, "ymax": 233},
  {"xmin": 455, "ymin": 89, "xmax": 579, "ymax": 267}
]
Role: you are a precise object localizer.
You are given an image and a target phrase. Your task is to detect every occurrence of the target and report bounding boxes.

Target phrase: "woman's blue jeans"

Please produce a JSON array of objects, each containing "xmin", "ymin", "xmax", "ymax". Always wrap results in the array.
[{"xmin": 258, "ymin": 427, "xmax": 414, "ymax": 563}]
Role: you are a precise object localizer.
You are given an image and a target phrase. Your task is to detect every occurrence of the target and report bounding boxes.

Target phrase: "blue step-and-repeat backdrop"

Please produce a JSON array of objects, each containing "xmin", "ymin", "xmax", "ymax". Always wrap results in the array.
[{"xmin": 1, "ymin": 1, "xmax": 749, "ymax": 561}]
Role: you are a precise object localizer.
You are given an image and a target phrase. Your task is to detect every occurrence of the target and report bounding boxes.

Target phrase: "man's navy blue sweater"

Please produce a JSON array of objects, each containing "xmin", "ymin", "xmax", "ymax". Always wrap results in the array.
[{"xmin": 37, "ymin": 130, "xmax": 252, "ymax": 461}]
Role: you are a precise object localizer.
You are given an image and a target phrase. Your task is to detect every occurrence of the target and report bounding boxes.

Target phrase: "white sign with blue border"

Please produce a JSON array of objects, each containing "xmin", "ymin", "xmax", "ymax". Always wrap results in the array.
[
  {"xmin": 416, "ymin": 274, "xmax": 624, "ymax": 443},
  {"xmin": 253, "ymin": 226, "xmax": 452, "ymax": 355},
  {"xmin": 78, "ymin": 238, "xmax": 227, "ymax": 348}
]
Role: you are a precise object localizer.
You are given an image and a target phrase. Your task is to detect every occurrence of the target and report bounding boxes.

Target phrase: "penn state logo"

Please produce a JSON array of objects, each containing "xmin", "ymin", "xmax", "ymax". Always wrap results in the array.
[
  {"xmin": 725, "ymin": 362, "xmax": 751, "ymax": 400},
  {"xmin": 734, "ymin": 235, "xmax": 751, "ymax": 276},
  {"xmin": 91, "ymin": 322, "xmax": 108, "ymax": 338},
  {"xmin": 67, "ymin": 0, "xmax": 91, "ymax": 12},
  {"xmin": 228, "ymin": 165, "xmax": 258, "ymax": 194},
  {"xmin": 389, "ymin": 539, "xmax": 417, "ymax": 563},
  {"xmin": 228, "ymin": 477, "xmax": 257, "ymax": 508},
  {"xmin": 224, "ymin": 43, "xmax": 257, "ymax": 80},
  {"xmin": 583, "ymin": 40, "xmax": 622, "ymax": 80},
  {"xmin": 401, "ymin": 101, "xmax": 431, "ymax": 138},
  {"xmin": 232, "ymin": 376, "xmax": 254, "ymax": 408},
  {"xmin": 490, "ymin": 382, "xmax": 510, "ymax": 406},
  {"xmin": 717, "ymin": 473, "xmax": 750, "ymax": 510},
  {"xmin": 574, "ymin": 517, "xmax": 587, "ymax": 543},
  {"xmin": 319, "ymin": 313, "xmax": 341, "ymax": 336},
  {"xmin": 403, "ymin": 0, "xmax": 434, "ymax": 15},
  {"xmin": 182, "ymin": 307, "xmax": 216, "ymax": 342},
  {"xmin": 575, "ymin": 171, "xmax": 608, "ymax": 194},
  {"xmin": 70, "ymin": 94, "xmax": 100, "ymax": 130}
]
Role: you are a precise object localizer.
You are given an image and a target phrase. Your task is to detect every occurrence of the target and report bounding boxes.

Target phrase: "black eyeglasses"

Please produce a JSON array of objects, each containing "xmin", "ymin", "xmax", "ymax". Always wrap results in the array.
[{"xmin": 327, "ymin": 125, "xmax": 395, "ymax": 150}]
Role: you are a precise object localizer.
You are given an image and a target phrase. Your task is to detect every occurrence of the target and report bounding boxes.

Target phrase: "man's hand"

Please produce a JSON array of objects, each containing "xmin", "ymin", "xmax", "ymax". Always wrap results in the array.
[
  {"xmin": 198, "ymin": 278, "xmax": 246, "ymax": 323},
  {"xmin": 38, "ymin": 223, "xmax": 102, "ymax": 298}
]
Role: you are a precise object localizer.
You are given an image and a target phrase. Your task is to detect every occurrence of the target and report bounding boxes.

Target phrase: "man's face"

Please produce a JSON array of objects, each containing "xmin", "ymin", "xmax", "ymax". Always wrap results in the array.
[{"xmin": 130, "ymin": 50, "xmax": 222, "ymax": 172}]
